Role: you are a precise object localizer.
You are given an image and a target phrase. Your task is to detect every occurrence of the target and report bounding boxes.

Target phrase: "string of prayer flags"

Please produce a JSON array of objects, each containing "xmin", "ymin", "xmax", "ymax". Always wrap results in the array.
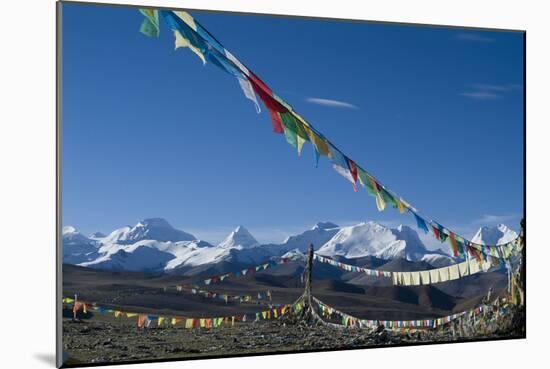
[
  {"xmin": 391, "ymin": 259, "xmax": 488, "ymax": 287},
  {"xmin": 137, "ymin": 8, "xmax": 524, "ymax": 260},
  {"xmin": 63, "ymin": 296, "xmax": 290, "ymax": 330},
  {"xmin": 197, "ymin": 255, "xmax": 299, "ymax": 285},
  {"xmin": 313, "ymin": 296, "xmax": 492, "ymax": 331},
  {"xmin": 313, "ymin": 254, "xmax": 392, "ymax": 278},
  {"xmin": 316, "ymin": 251, "xmax": 519, "ymax": 286},
  {"xmin": 171, "ymin": 285, "xmax": 273, "ymax": 303}
]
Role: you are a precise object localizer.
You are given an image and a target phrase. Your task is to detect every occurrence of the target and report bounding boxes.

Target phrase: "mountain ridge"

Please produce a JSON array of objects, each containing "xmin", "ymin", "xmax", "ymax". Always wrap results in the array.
[{"xmin": 63, "ymin": 218, "xmax": 513, "ymax": 274}]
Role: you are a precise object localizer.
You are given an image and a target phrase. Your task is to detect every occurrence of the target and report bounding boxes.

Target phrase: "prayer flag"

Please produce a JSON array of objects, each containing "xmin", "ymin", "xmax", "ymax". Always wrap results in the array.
[
  {"xmin": 449, "ymin": 232, "xmax": 459, "ymax": 257},
  {"xmin": 303, "ymin": 124, "xmax": 330, "ymax": 157},
  {"xmin": 248, "ymin": 72, "xmax": 285, "ymax": 133},
  {"xmin": 294, "ymin": 120, "xmax": 309, "ymax": 155},
  {"xmin": 347, "ymin": 158, "xmax": 358, "ymax": 192},
  {"xmin": 224, "ymin": 50, "xmax": 261, "ymax": 113},
  {"xmin": 396, "ymin": 197, "xmax": 406, "ymax": 214},
  {"xmin": 137, "ymin": 314, "xmax": 147, "ymax": 328},
  {"xmin": 139, "ymin": 9, "xmax": 160, "ymax": 37},
  {"xmin": 433, "ymin": 222, "xmax": 448, "ymax": 243},
  {"xmin": 329, "ymin": 144, "xmax": 356, "ymax": 190},
  {"xmin": 411, "ymin": 211, "xmax": 429, "ymax": 233},
  {"xmin": 185, "ymin": 318, "xmax": 194, "ymax": 329},
  {"xmin": 160, "ymin": 11, "xmax": 208, "ymax": 64},
  {"xmin": 174, "ymin": 30, "xmax": 206, "ymax": 64},
  {"xmin": 280, "ymin": 112, "xmax": 298, "ymax": 148},
  {"xmin": 367, "ymin": 177, "xmax": 386, "ymax": 211}
]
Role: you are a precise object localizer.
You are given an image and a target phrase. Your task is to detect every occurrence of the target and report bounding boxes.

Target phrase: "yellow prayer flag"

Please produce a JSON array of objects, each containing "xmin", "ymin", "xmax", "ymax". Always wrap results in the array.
[
  {"xmin": 375, "ymin": 193, "xmax": 386, "ymax": 211},
  {"xmin": 368, "ymin": 177, "xmax": 386, "ymax": 211},
  {"xmin": 174, "ymin": 11, "xmax": 198, "ymax": 31},
  {"xmin": 174, "ymin": 30, "xmax": 206, "ymax": 65},
  {"xmin": 200, "ymin": 318, "xmax": 206, "ymax": 328},
  {"xmin": 185, "ymin": 318, "xmax": 194, "ymax": 329},
  {"xmin": 158, "ymin": 317, "xmax": 165, "ymax": 326},
  {"xmin": 297, "ymin": 135, "xmax": 306, "ymax": 156},
  {"xmin": 303, "ymin": 124, "xmax": 330, "ymax": 157},
  {"xmin": 126, "ymin": 313, "xmax": 138, "ymax": 318},
  {"xmin": 396, "ymin": 198, "xmax": 406, "ymax": 214}
]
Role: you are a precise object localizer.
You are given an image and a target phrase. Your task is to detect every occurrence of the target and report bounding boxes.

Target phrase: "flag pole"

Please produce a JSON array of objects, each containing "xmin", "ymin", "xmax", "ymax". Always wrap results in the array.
[{"xmin": 73, "ymin": 293, "xmax": 78, "ymax": 320}]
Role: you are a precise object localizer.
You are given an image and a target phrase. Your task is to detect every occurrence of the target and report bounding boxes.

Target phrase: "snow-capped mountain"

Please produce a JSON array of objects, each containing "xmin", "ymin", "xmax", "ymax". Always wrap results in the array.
[
  {"xmin": 276, "ymin": 222, "xmax": 340, "ymax": 253},
  {"xmin": 316, "ymin": 222, "xmax": 453, "ymax": 266},
  {"xmin": 89, "ymin": 232, "xmax": 106, "ymax": 239},
  {"xmin": 65, "ymin": 218, "xmax": 511, "ymax": 273},
  {"xmin": 102, "ymin": 218, "xmax": 196, "ymax": 245},
  {"xmin": 62, "ymin": 226, "xmax": 100, "ymax": 264},
  {"xmin": 219, "ymin": 226, "xmax": 259, "ymax": 249},
  {"xmin": 472, "ymin": 224, "xmax": 518, "ymax": 245}
]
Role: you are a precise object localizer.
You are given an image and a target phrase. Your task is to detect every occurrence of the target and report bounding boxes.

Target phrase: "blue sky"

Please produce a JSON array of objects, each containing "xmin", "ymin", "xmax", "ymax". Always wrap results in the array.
[{"xmin": 62, "ymin": 3, "xmax": 524, "ymax": 249}]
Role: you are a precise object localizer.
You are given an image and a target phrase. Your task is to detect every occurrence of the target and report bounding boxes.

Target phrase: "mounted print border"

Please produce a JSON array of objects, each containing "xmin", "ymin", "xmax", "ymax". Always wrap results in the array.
[{"xmin": 56, "ymin": 1, "xmax": 526, "ymax": 367}]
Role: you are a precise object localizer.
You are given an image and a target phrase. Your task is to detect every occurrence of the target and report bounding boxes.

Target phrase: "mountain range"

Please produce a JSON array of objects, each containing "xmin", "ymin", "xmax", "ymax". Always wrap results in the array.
[{"xmin": 62, "ymin": 218, "xmax": 517, "ymax": 274}]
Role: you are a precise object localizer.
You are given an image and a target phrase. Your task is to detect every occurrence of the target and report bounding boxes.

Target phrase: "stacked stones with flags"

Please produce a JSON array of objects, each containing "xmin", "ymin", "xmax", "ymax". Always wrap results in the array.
[{"xmin": 137, "ymin": 8, "xmax": 523, "ymax": 262}]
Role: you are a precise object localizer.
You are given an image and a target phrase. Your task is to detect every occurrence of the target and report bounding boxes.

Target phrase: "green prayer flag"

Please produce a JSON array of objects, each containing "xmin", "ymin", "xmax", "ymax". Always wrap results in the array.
[
  {"xmin": 381, "ymin": 188, "xmax": 398, "ymax": 208},
  {"xmin": 139, "ymin": 9, "xmax": 160, "ymax": 37},
  {"xmin": 280, "ymin": 112, "xmax": 298, "ymax": 148},
  {"xmin": 357, "ymin": 167, "xmax": 377, "ymax": 196}
]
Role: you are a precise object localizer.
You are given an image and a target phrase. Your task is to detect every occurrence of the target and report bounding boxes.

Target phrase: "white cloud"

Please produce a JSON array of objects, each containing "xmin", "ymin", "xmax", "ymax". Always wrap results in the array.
[
  {"xmin": 471, "ymin": 83, "xmax": 522, "ymax": 92},
  {"xmin": 455, "ymin": 32, "xmax": 494, "ymax": 43},
  {"xmin": 306, "ymin": 97, "xmax": 358, "ymax": 110},
  {"xmin": 460, "ymin": 83, "xmax": 522, "ymax": 100},
  {"xmin": 460, "ymin": 91, "xmax": 500, "ymax": 100}
]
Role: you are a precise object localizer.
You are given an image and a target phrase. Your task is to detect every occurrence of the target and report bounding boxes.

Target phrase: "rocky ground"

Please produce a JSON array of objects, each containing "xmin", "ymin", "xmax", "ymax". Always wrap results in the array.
[{"xmin": 62, "ymin": 303, "xmax": 524, "ymax": 366}]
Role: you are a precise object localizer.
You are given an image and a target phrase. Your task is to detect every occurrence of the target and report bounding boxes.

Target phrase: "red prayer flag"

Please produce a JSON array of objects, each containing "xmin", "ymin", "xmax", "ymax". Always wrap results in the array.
[
  {"xmin": 449, "ymin": 232, "xmax": 459, "ymax": 257},
  {"xmin": 248, "ymin": 72, "xmax": 286, "ymax": 134},
  {"xmin": 431, "ymin": 225, "xmax": 440, "ymax": 240},
  {"xmin": 347, "ymin": 158, "xmax": 358, "ymax": 192},
  {"xmin": 137, "ymin": 314, "xmax": 147, "ymax": 328},
  {"xmin": 72, "ymin": 302, "xmax": 82, "ymax": 314}
]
